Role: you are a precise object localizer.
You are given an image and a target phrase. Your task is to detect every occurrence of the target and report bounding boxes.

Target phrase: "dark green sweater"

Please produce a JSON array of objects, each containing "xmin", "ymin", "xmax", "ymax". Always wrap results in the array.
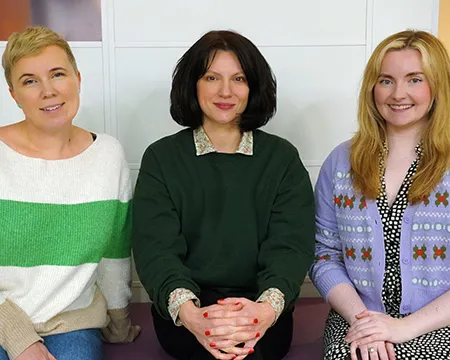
[{"xmin": 132, "ymin": 129, "xmax": 315, "ymax": 319}]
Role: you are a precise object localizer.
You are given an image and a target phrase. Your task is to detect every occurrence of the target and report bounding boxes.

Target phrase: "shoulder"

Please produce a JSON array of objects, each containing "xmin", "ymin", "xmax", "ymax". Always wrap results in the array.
[
  {"xmin": 322, "ymin": 140, "xmax": 352, "ymax": 170},
  {"xmin": 254, "ymin": 130, "xmax": 299, "ymax": 157},
  {"xmin": 93, "ymin": 134, "xmax": 127, "ymax": 160},
  {"xmin": 143, "ymin": 129, "xmax": 192, "ymax": 159}
]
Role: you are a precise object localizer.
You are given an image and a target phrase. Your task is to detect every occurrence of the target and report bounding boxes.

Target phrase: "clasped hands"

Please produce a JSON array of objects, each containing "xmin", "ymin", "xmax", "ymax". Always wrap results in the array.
[
  {"xmin": 179, "ymin": 297, "xmax": 275, "ymax": 360},
  {"xmin": 344, "ymin": 310, "xmax": 413, "ymax": 360}
]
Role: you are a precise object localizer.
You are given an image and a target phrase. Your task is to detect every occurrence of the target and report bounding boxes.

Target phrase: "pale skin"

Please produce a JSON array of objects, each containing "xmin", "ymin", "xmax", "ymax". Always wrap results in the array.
[
  {"xmin": 178, "ymin": 50, "xmax": 276, "ymax": 359},
  {"xmin": 329, "ymin": 49, "xmax": 443, "ymax": 360},
  {"xmin": 1, "ymin": 45, "xmax": 93, "ymax": 159},
  {"xmin": 15, "ymin": 342, "xmax": 56, "ymax": 360}
]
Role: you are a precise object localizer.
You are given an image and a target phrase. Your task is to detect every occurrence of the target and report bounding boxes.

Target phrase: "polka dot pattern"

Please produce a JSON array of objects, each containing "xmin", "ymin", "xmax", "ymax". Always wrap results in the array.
[{"xmin": 323, "ymin": 144, "xmax": 450, "ymax": 359}]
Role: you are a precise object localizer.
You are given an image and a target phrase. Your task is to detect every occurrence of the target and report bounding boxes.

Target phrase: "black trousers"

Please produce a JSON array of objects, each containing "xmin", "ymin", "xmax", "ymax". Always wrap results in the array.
[{"xmin": 151, "ymin": 289, "xmax": 293, "ymax": 360}]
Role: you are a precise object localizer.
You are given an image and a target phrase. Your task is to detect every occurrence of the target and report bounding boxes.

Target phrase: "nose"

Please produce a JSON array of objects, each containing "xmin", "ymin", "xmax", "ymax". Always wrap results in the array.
[
  {"xmin": 40, "ymin": 80, "xmax": 57, "ymax": 98},
  {"xmin": 392, "ymin": 82, "xmax": 407, "ymax": 101},
  {"xmin": 218, "ymin": 80, "xmax": 232, "ymax": 98}
]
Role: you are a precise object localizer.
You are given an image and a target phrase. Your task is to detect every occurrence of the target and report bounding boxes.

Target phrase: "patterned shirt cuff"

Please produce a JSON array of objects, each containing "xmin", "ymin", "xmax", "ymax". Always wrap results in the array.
[
  {"xmin": 256, "ymin": 288, "xmax": 285, "ymax": 325},
  {"xmin": 168, "ymin": 288, "xmax": 200, "ymax": 326}
]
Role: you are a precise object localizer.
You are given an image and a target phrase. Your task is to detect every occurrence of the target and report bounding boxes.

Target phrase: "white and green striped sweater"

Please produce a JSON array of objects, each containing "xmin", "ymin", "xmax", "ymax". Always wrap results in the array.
[{"xmin": 0, "ymin": 134, "xmax": 134, "ymax": 359}]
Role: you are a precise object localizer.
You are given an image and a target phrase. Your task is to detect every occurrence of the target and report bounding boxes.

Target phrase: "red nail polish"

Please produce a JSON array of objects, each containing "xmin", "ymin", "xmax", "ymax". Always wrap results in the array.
[
  {"xmin": 210, "ymin": 343, "xmax": 216, "ymax": 348},
  {"xmin": 234, "ymin": 302, "xmax": 241, "ymax": 305},
  {"xmin": 248, "ymin": 348, "xmax": 254, "ymax": 354},
  {"xmin": 205, "ymin": 330, "xmax": 211, "ymax": 336},
  {"xmin": 203, "ymin": 312, "xmax": 208, "ymax": 318},
  {"xmin": 253, "ymin": 318, "xmax": 258, "ymax": 324},
  {"xmin": 218, "ymin": 298, "xmax": 224, "ymax": 302},
  {"xmin": 232, "ymin": 357, "xmax": 236, "ymax": 359},
  {"xmin": 256, "ymin": 332, "xmax": 260, "ymax": 338}
]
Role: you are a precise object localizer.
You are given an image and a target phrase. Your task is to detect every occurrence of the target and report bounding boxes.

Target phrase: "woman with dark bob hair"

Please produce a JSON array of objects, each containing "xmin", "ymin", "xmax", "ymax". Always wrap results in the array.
[{"xmin": 133, "ymin": 30, "xmax": 315, "ymax": 360}]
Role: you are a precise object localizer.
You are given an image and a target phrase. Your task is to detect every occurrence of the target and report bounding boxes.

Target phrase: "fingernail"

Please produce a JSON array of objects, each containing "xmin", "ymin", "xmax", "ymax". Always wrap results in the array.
[
  {"xmin": 218, "ymin": 298, "xmax": 224, "ymax": 302},
  {"xmin": 253, "ymin": 318, "xmax": 258, "ymax": 324},
  {"xmin": 234, "ymin": 302, "xmax": 241, "ymax": 305},
  {"xmin": 248, "ymin": 348, "xmax": 254, "ymax": 354},
  {"xmin": 203, "ymin": 312, "xmax": 208, "ymax": 318},
  {"xmin": 256, "ymin": 332, "xmax": 260, "ymax": 338},
  {"xmin": 210, "ymin": 342, "xmax": 216, "ymax": 348},
  {"xmin": 205, "ymin": 330, "xmax": 211, "ymax": 336},
  {"xmin": 232, "ymin": 357, "xmax": 236, "ymax": 359}
]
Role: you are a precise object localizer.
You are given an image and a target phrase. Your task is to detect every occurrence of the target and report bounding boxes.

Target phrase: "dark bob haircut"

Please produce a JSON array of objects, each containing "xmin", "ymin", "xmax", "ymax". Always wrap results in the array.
[{"xmin": 170, "ymin": 30, "xmax": 277, "ymax": 132}]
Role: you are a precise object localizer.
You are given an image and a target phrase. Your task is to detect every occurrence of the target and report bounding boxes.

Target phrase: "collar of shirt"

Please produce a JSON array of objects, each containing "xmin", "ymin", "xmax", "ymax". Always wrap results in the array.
[{"xmin": 193, "ymin": 126, "xmax": 253, "ymax": 156}]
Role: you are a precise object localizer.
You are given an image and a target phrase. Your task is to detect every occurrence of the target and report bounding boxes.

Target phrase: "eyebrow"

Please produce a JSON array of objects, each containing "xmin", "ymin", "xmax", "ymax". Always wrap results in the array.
[
  {"xmin": 378, "ymin": 71, "xmax": 424, "ymax": 78},
  {"xmin": 205, "ymin": 70, "xmax": 245, "ymax": 77},
  {"xmin": 18, "ymin": 67, "xmax": 67, "ymax": 81}
]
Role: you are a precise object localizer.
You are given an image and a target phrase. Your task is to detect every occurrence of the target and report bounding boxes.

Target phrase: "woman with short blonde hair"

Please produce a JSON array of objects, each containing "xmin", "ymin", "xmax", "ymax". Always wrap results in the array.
[{"xmin": 0, "ymin": 26, "xmax": 139, "ymax": 360}]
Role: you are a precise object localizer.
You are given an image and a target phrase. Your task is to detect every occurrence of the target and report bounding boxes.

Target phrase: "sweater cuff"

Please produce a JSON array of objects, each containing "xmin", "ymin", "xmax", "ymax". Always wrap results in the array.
[
  {"xmin": 0, "ymin": 299, "xmax": 42, "ymax": 359},
  {"xmin": 256, "ymin": 288, "xmax": 285, "ymax": 325},
  {"xmin": 168, "ymin": 288, "xmax": 200, "ymax": 326},
  {"xmin": 312, "ymin": 265, "xmax": 354, "ymax": 301},
  {"xmin": 102, "ymin": 307, "xmax": 140, "ymax": 343}
]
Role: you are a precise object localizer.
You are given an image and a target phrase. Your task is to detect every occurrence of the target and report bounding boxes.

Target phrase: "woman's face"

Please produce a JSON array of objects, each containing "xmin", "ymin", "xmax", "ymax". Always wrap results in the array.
[
  {"xmin": 9, "ymin": 45, "xmax": 81, "ymax": 132},
  {"xmin": 196, "ymin": 50, "xmax": 249, "ymax": 128},
  {"xmin": 374, "ymin": 49, "xmax": 431, "ymax": 133}
]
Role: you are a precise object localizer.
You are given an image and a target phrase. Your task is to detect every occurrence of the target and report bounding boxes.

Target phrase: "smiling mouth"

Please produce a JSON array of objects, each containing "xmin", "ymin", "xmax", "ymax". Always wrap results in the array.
[
  {"xmin": 214, "ymin": 103, "xmax": 235, "ymax": 110},
  {"xmin": 40, "ymin": 103, "xmax": 64, "ymax": 112},
  {"xmin": 389, "ymin": 104, "xmax": 414, "ymax": 110}
]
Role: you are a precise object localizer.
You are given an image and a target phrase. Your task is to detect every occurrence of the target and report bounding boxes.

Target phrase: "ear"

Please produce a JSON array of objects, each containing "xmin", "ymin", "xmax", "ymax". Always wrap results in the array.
[
  {"xmin": 77, "ymin": 71, "xmax": 81, "ymax": 92},
  {"xmin": 8, "ymin": 87, "xmax": 17, "ymax": 103}
]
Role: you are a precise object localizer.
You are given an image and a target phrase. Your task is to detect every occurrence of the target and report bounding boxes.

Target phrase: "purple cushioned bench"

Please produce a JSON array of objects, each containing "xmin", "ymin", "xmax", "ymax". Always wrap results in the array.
[{"xmin": 105, "ymin": 298, "xmax": 329, "ymax": 359}]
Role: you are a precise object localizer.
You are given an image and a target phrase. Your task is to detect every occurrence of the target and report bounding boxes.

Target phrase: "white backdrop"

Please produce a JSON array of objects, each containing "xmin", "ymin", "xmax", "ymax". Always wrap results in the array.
[{"xmin": 0, "ymin": 0, "xmax": 440, "ymax": 300}]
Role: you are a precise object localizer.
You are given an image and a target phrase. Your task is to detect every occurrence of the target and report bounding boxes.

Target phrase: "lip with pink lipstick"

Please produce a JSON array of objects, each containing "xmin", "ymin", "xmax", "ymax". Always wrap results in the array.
[
  {"xmin": 214, "ymin": 102, "xmax": 235, "ymax": 110},
  {"xmin": 40, "ymin": 102, "xmax": 65, "ymax": 112}
]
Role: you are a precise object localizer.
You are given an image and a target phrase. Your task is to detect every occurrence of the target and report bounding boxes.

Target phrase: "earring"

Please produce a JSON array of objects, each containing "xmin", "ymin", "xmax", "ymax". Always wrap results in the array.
[{"xmin": 17, "ymin": 103, "xmax": 21, "ymax": 109}]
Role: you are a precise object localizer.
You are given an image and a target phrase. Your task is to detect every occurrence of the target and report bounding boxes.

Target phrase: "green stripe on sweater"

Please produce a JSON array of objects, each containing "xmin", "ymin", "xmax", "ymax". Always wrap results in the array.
[{"xmin": 0, "ymin": 199, "xmax": 131, "ymax": 267}]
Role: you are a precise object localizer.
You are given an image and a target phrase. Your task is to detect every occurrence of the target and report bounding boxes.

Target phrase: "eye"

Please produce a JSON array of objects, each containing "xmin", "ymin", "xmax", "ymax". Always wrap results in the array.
[
  {"xmin": 205, "ymin": 75, "xmax": 216, "ymax": 81},
  {"xmin": 23, "ymin": 79, "xmax": 36, "ymax": 86},
  {"xmin": 235, "ymin": 76, "xmax": 246, "ymax": 82},
  {"xmin": 410, "ymin": 77, "xmax": 422, "ymax": 84},
  {"xmin": 53, "ymin": 72, "xmax": 65, "ymax": 78},
  {"xmin": 379, "ymin": 79, "xmax": 392, "ymax": 85}
]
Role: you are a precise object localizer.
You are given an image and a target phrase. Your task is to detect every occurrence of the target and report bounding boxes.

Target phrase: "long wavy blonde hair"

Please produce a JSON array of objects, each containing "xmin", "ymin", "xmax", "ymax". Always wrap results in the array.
[{"xmin": 350, "ymin": 30, "xmax": 450, "ymax": 203}]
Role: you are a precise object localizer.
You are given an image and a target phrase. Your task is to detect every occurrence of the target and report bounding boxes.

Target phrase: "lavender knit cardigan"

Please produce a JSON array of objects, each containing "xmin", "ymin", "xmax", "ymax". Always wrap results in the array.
[{"xmin": 310, "ymin": 140, "xmax": 450, "ymax": 314}]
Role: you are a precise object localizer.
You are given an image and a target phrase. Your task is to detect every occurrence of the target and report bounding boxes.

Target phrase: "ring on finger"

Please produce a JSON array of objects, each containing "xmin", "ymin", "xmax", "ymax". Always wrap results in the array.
[{"xmin": 369, "ymin": 347, "xmax": 375, "ymax": 353}]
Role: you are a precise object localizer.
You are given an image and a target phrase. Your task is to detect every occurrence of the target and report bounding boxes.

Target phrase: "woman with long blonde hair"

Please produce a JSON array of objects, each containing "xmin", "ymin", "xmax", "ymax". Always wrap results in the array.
[{"xmin": 310, "ymin": 30, "xmax": 450, "ymax": 360}]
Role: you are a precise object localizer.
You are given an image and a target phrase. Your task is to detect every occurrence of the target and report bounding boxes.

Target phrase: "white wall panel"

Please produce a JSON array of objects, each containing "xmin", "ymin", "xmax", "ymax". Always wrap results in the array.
[
  {"xmin": 115, "ymin": 47, "xmax": 187, "ymax": 164},
  {"xmin": 72, "ymin": 47, "xmax": 105, "ymax": 134},
  {"xmin": 372, "ymin": 0, "xmax": 437, "ymax": 49},
  {"xmin": 262, "ymin": 46, "xmax": 365, "ymax": 163},
  {"xmin": 0, "ymin": 47, "xmax": 24, "ymax": 126},
  {"xmin": 114, "ymin": 0, "xmax": 367, "ymax": 46}
]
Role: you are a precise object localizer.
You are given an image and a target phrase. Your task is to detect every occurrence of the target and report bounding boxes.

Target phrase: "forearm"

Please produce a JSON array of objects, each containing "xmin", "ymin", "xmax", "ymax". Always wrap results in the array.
[
  {"xmin": 327, "ymin": 283, "xmax": 367, "ymax": 325},
  {"xmin": 402, "ymin": 289, "xmax": 450, "ymax": 339},
  {"xmin": 0, "ymin": 299, "xmax": 42, "ymax": 359}
]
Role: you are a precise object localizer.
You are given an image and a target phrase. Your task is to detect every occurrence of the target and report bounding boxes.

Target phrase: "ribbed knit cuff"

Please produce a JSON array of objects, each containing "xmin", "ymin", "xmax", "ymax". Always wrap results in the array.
[
  {"xmin": 102, "ymin": 307, "xmax": 140, "ymax": 343},
  {"xmin": 0, "ymin": 299, "xmax": 42, "ymax": 359},
  {"xmin": 257, "ymin": 288, "xmax": 285, "ymax": 325},
  {"xmin": 168, "ymin": 288, "xmax": 200, "ymax": 326},
  {"xmin": 312, "ymin": 265, "xmax": 354, "ymax": 301}
]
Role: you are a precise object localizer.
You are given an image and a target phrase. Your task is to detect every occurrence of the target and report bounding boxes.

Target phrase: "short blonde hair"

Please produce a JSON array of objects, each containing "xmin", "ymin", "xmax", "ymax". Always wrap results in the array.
[
  {"xmin": 2, "ymin": 26, "xmax": 78, "ymax": 89},
  {"xmin": 350, "ymin": 30, "xmax": 450, "ymax": 202}
]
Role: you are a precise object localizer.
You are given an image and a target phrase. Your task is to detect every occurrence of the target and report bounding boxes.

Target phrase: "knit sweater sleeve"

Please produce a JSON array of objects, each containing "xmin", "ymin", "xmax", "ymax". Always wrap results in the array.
[
  {"xmin": 309, "ymin": 149, "xmax": 354, "ymax": 300},
  {"xmin": 132, "ymin": 146, "xmax": 201, "ymax": 320},
  {"xmin": 96, "ymin": 148, "xmax": 136, "ymax": 342},
  {"xmin": 0, "ymin": 297, "xmax": 42, "ymax": 359},
  {"xmin": 256, "ymin": 147, "xmax": 316, "ymax": 310}
]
